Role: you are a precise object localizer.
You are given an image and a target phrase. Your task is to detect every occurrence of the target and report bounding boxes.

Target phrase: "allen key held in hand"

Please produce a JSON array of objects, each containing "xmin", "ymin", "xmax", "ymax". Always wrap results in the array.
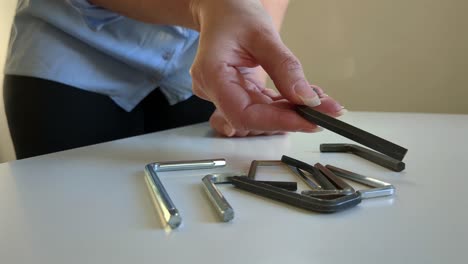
[
  {"xmin": 326, "ymin": 165, "xmax": 395, "ymax": 199},
  {"xmin": 144, "ymin": 159, "xmax": 226, "ymax": 229},
  {"xmin": 295, "ymin": 105, "xmax": 408, "ymax": 161},
  {"xmin": 320, "ymin": 143, "xmax": 405, "ymax": 172},
  {"xmin": 230, "ymin": 176, "xmax": 361, "ymax": 213}
]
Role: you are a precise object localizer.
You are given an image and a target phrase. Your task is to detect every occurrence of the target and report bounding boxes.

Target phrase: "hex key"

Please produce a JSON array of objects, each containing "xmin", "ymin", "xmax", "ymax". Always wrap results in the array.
[
  {"xmin": 326, "ymin": 165, "xmax": 395, "ymax": 199},
  {"xmin": 248, "ymin": 160, "xmax": 283, "ymax": 179},
  {"xmin": 230, "ymin": 176, "xmax": 361, "ymax": 213},
  {"xmin": 295, "ymin": 106, "xmax": 408, "ymax": 161},
  {"xmin": 202, "ymin": 172, "xmax": 298, "ymax": 222},
  {"xmin": 202, "ymin": 173, "xmax": 236, "ymax": 222},
  {"xmin": 314, "ymin": 163, "xmax": 355, "ymax": 194},
  {"xmin": 320, "ymin": 143, "xmax": 405, "ymax": 172},
  {"xmin": 144, "ymin": 159, "xmax": 226, "ymax": 229},
  {"xmin": 287, "ymin": 165, "xmax": 320, "ymax": 189},
  {"xmin": 281, "ymin": 155, "xmax": 336, "ymax": 190},
  {"xmin": 247, "ymin": 160, "xmax": 299, "ymax": 191}
]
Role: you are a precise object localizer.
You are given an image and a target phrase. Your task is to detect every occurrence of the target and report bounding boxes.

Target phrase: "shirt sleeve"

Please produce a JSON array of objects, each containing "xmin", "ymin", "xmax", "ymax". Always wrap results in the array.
[{"xmin": 67, "ymin": 0, "xmax": 122, "ymax": 31}]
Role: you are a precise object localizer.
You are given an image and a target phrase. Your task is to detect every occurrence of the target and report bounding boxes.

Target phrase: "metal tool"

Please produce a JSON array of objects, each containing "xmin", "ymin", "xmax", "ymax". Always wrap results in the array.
[
  {"xmin": 281, "ymin": 155, "xmax": 336, "ymax": 190},
  {"xmin": 248, "ymin": 160, "xmax": 284, "ymax": 179},
  {"xmin": 247, "ymin": 160, "xmax": 299, "ymax": 191},
  {"xmin": 320, "ymin": 143, "xmax": 405, "ymax": 172},
  {"xmin": 295, "ymin": 106, "xmax": 408, "ymax": 161},
  {"xmin": 202, "ymin": 173, "xmax": 237, "ymax": 222},
  {"xmin": 326, "ymin": 165, "xmax": 395, "ymax": 199},
  {"xmin": 202, "ymin": 172, "xmax": 298, "ymax": 222},
  {"xmin": 230, "ymin": 176, "xmax": 362, "ymax": 213},
  {"xmin": 144, "ymin": 159, "xmax": 226, "ymax": 229},
  {"xmin": 314, "ymin": 163, "xmax": 355, "ymax": 194}
]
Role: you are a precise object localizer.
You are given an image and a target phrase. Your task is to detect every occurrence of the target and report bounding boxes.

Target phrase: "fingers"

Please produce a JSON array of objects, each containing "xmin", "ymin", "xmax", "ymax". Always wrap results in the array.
[
  {"xmin": 247, "ymin": 29, "xmax": 321, "ymax": 108},
  {"xmin": 209, "ymin": 109, "xmax": 289, "ymax": 137},
  {"xmin": 209, "ymin": 95, "xmax": 346, "ymax": 137}
]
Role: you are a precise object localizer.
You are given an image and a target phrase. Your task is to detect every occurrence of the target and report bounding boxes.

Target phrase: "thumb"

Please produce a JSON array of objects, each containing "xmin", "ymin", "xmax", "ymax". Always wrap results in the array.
[{"xmin": 248, "ymin": 32, "xmax": 321, "ymax": 107}]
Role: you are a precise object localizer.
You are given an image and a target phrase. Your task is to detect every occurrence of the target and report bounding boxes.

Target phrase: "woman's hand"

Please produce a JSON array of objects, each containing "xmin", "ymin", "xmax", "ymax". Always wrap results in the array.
[{"xmin": 190, "ymin": 0, "xmax": 345, "ymax": 136}]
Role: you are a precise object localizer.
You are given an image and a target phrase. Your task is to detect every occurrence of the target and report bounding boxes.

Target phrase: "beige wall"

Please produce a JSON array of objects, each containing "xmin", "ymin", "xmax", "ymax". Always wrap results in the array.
[
  {"xmin": 0, "ymin": 0, "xmax": 16, "ymax": 163},
  {"xmin": 272, "ymin": 0, "xmax": 468, "ymax": 113},
  {"xmin": 1, "ymin": 0, "xmax": 467, "ymax": 162}
]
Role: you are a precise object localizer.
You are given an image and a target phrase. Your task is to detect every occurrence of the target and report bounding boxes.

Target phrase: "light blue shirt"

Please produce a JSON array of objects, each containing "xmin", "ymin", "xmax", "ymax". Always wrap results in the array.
[{"xmin": 4, "ymin": 0, "xmax": 199, "ymax": 111}]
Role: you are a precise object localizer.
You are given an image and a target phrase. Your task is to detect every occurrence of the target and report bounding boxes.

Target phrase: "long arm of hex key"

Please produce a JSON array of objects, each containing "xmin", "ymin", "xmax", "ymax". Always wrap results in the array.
[
  {"xmin": 325, "ymin": 165, "xmax": 395, "ymax": 199},
  {"xmin": 230, "ymin": 176, "xmax": 361, "ymax": 213},
  {"xmin": 320, "ymin": 143, "xmax": 405, "ymax": 172},
  {"xmin": 144, "ymin": 159, "xmax": 226, "ymax": 229},
  {"xmin": 295, "ymin": 106, "xmax": 408, "ymax": 161}
]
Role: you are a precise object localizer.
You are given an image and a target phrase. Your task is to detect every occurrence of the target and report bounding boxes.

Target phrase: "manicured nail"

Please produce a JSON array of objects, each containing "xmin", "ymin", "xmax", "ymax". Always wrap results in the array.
[
  {"xmin": 224, "ymin": 124, "xmax": 235, "ymax": 137},
  {"xmin": 298, "ymin": 127, "xmax": 324, "ymax": 133},
  {"xmin": 294, "ymin": 80, "xmax": 321, "ymax": 107}
]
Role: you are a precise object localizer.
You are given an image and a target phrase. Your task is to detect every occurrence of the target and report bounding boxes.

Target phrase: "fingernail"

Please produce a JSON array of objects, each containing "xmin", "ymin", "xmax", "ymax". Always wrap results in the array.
[
  {"xmin": 336, "ymin": 109, "xmax": 348, "ymax": 116},
  {"xmin": 295, "ymin": 80, "xmax": 321, "ymax": 107},
  {"xmin": 298, "ymin": 127, "xmax": 324, "ymax": 133},
  {"xmin": 224, "ymin": 124, "xmax": 235, "ymax": 137}
]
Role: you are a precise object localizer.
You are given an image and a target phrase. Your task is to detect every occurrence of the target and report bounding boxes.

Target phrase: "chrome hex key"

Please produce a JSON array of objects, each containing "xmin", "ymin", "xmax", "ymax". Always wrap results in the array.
[
  {"xmin": 320, "ymin": 143, "xmax": 406, "ymax": 172},
  {"xmin": 326, "ymin": 165, "xmax": 395, "ymax": 199},
  {"xmin": 295, "ymin": 106, "xmax": 408, "ymax": 161},
  {"xmin": 144, "ymin": 159, "xmax": 226, "ymax": 229},
  {"xmin": 230, "ymin": 176, "xmax": 361, "ymax": 213},
  {"xmin": 202, "ymin": 173, "xmax": 237, "ymax": 222}
]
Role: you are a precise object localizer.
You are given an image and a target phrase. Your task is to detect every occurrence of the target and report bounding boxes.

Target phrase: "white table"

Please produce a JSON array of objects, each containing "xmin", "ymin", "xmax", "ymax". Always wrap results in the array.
[{"xmin": 1, "ymin": 112, "xmax": 467, "ymax": 264}]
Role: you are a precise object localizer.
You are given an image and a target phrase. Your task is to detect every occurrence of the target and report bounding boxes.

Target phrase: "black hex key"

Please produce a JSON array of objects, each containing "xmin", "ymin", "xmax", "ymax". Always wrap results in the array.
[
  {"xmin": 230, "ymin": 176, "xmax": 361, "ymax": 213},
  {"xmin": 320, "ymin": 143, "xmax": 405, "ymax": 172},
  {"xmin": 296, "ymin": 106, "xmax": 408, "ymax": 161}
]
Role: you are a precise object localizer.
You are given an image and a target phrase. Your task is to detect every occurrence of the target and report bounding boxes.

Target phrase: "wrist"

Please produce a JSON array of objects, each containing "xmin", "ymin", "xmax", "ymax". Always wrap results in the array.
[{"xmin": 189, "ymin": 0, "xmax": 203, "ymax": 31}]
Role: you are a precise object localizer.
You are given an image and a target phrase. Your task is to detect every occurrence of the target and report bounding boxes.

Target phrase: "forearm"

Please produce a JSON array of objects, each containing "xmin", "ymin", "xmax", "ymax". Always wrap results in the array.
[
  {"xmin": 89, "ymin": 0, "xmax": 288, "ymax": 32},
  {"xmin": 89, "ymin": 0, "xmax": 198, "ymax": 30},
  {"xmin": 260, "ymin": 0, "xmax": 289, "ymax": 31}
]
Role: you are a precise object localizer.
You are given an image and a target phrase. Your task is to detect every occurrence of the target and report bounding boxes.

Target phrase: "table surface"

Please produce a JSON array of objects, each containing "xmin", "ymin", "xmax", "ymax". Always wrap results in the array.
[{"xmin": 1, "ymin": 111, "xmax": 467, "ymax": 264}]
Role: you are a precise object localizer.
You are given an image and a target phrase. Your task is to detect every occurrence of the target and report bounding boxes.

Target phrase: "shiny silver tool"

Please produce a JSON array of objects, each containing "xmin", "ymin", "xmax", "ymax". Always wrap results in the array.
[
  {"xmin": 325, "ymin": 165, "xmax": 395, "ymax": 199},
  {"xmin": 202, "ymin": 173, "xmax": 239, "ymax": 222},
  {"xmin": 144, "ymin": 159, "xmax": 226, "ymax": 229}
]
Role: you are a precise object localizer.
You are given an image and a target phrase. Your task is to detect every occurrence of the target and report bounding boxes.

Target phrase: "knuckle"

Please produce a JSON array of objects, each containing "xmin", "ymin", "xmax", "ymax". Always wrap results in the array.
[{"xmin": 278, "ymin": 54, "xmax": 302, "ymax": 73}]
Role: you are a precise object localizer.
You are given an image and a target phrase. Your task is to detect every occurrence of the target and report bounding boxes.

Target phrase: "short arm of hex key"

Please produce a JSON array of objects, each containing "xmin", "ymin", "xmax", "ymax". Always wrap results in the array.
[
  {"xmin": 144, "ymin": 159, "xmax": 226, "ymax": 229},
  {"xmin": 281, "ymin": 155, "xmax": 336, "ymax": 190},
  {"xmin": 295, "ymin": 106, "xmax": 408, "ymax": 161},
  {"xmin": 202, "ymin": 174, "xmax": 235, "ymax": 222},
  {"xmin": 230, "ymin": 176, "xmax": 361, "ymax": 213},
  {"xmin": 326, "ymin": 165, "xmax": 395, "ymax": 199},
  {"xmin": 320, "ymin": 144, "xmax": 406, "ymax": 172}
]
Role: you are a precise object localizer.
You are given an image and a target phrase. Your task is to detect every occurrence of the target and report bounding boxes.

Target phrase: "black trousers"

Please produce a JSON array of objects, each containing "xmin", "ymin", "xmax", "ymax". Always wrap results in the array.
[{"xmin": 3, "ymin": 75, "xmax": 215, "ymax": 159}]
